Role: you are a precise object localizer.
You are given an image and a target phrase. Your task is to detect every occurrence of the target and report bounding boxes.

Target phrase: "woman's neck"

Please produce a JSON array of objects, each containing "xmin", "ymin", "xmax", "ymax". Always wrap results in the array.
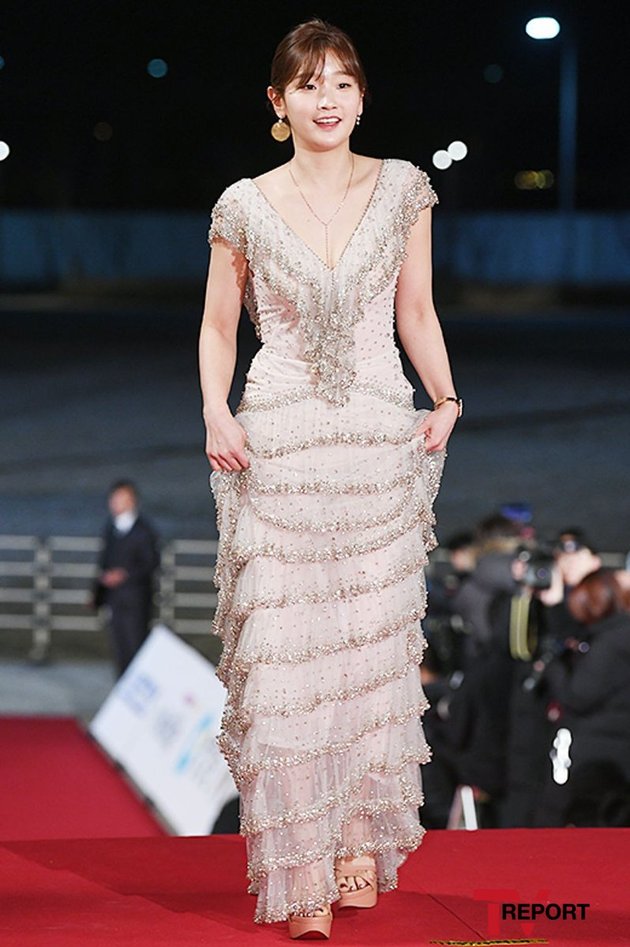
[{"xmin": 288, "ymin": 146, "xmax": 355, "ymax": 191}]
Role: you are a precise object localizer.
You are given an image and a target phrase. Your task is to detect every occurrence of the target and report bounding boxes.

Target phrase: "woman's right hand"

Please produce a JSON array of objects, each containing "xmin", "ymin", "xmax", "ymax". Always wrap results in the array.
[{"xmin": 204, "ymin": 408, "xmax": 250, "ymax": 472}]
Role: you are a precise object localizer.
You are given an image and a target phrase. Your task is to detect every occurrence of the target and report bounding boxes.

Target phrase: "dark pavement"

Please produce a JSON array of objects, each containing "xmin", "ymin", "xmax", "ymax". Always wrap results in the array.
[{"xmin": 1, "ymin": 298, "xmax": 629, "ymax": 552}]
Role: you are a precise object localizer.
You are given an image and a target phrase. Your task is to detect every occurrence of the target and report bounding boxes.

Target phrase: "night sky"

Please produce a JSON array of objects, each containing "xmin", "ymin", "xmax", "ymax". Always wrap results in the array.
[{"xmin": 1, "ymin": 0, "xmax": 628, "ymax": 212}]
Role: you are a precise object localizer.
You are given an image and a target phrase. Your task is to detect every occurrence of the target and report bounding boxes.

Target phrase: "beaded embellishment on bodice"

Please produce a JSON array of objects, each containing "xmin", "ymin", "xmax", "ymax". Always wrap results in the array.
[{"xmin": 208, "ymin": 158, "xmax": 438, "ymax": 406}]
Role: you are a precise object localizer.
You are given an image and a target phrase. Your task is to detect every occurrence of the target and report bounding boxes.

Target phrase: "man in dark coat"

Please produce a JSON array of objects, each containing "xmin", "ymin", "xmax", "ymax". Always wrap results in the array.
[{"xmin": 94, "ymin": 480, "xmax": 160, "ymax": 677}]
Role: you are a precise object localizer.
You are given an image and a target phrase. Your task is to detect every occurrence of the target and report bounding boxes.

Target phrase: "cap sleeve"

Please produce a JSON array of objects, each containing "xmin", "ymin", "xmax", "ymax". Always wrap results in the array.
[
  {"xmin": 406, "ymin": 163, "xmax": 439, "ymax": 216},
  {"xmin": 207, "ymin": 182, "xmax": 248, "ymax": 256}
]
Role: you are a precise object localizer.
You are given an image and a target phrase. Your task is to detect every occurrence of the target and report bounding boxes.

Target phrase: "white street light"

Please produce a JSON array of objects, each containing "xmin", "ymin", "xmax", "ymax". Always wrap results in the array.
[
  {"xmin": 525, "ymin": 17, "xmax": 560, "ymax": 40},
  {"xmin": 525, "ymin": 16, "xmax": 577, "ymax": 211}
]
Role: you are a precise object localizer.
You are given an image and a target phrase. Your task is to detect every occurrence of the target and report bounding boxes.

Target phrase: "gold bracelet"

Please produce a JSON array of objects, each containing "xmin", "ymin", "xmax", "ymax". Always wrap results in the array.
[{"xmin": 433, "ymin": 396, "xmax": 463, "ymax": 418}]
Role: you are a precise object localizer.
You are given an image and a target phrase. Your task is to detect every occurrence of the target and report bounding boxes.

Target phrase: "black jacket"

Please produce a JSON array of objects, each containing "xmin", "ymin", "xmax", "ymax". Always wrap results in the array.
[
  {"xmin": 94, "ymin": 515, "xmax": 160, "ymax": 608},
  {"xmin": 452, "ymin": 552, "xmax": 519, "ymax": 660},
  {"xmin": 544, "ymin": 611, "xmax": 630, "ymax": 780}
]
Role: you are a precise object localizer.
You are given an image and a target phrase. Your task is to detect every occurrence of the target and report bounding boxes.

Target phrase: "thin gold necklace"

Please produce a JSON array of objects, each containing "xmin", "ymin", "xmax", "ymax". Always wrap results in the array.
[{"xmin": 288, "ymin": 153, "xmax": 355, "ymax": 268}]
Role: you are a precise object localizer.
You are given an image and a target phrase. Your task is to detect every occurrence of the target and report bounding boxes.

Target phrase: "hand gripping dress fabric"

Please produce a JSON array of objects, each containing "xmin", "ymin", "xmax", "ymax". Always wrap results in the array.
[{"xmin": 207, "ymin": 157, "xmax": 445, "ymax": 924}]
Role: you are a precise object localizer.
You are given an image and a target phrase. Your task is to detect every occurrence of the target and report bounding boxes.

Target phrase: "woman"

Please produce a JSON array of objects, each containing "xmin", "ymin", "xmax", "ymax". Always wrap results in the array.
[
  {"xmin": 198, "ymin": 18, "xmax": 461, "ymax": 940},
  {"xmin": 537, "ymin": 568, "xmax": 630, "ymax": 826}
]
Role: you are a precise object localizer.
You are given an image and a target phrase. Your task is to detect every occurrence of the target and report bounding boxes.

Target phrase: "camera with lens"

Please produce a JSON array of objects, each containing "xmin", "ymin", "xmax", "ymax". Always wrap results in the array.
[{"xmin": 514, "ymin": 544, "xmax": 555, "ymax": 591}]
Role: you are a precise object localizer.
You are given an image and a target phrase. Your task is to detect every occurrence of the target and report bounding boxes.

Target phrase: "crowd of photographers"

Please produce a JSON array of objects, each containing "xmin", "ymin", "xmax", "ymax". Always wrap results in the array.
[{"xmin": 421, "ymin": 510, "xmax": 630, "ymax": 829}]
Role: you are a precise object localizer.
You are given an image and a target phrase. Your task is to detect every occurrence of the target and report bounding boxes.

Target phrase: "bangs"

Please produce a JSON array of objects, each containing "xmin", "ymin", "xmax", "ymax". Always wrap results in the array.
[{"xmin": 288, "ymin": 42, "xmax": 361, "ymax": 89}]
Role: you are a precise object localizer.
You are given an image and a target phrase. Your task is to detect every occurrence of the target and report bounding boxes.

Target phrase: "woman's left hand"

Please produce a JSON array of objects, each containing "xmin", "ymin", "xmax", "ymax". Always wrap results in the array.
[{"xmin": 416, "ymin": 402, "xmax": 459, "ymax": 453}]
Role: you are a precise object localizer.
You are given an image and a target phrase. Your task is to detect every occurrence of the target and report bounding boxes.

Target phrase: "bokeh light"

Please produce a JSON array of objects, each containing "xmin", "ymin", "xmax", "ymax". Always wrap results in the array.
[
  {"xmin": 0, "ymin": 141, "xmax": 10, "ymax": 161},
  {"xmin": 447, "ymin": 140, "xmax": 468, "ymax": 161},
  {"xmin": 525, "ymin": 17, "xmax": 561, "ymax": 40},
  {"xmin": 0, "ymin": 55, "xmax": 5, "ymax": 70},
  {"xmin": 432, "ymin": 149, "xmax": 452, "ymax": 170},
  {"xmin": 93, "ymin": 122, "xmax": 113, "ymax": 142},
  {"xmin": 515, "ymin": 169, "xmax": 555, "ymax": 190},
  {"xmin": 483, "ymin": 64, "xmax": 503, "ymax": 83},
  {"xmin": 147, "ymin": 58, "xmax": 168, "ymax": 78}
]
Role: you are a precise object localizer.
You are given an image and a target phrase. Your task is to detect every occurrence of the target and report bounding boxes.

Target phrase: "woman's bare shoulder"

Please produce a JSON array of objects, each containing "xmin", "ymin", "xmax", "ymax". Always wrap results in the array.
[
  {"xmin": 357, "ymin": 154, "xmax": 387, "ymax": 182},
  {"xmin": 361, "ymin": 154, "xmax": 386, "ymax": 167},
  {"xmin": 251, "ymin": 163, "xmax": 290, "ymax": 198}
]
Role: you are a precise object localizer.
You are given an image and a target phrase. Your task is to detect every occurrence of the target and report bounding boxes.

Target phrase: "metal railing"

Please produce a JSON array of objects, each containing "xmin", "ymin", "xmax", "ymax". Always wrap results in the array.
[
  {"xmin": 0, "ymin": 534, "xmax": 218, "ymax": 657},
  {"xmin": 1, "ymin": 535, "xmax": 626, "ymax": 660}
]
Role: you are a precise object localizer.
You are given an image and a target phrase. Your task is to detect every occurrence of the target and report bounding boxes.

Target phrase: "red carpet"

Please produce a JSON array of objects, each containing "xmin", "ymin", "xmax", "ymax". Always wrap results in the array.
[
  {"xmin": 1, "ymin": 829, "xmax": 628, "ymax": 946},
  {"xmin": 0, "ymin": 717, "xmax": 164, "ymax": 840}
]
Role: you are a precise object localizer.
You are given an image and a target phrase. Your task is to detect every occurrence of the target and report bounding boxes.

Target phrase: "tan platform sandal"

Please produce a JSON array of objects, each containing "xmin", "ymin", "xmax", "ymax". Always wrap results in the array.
[
  {"xmin": 334, "ymin": 854, "xmax": 378, "ymax": 908},
  {"xmin": 287, "ymin": 903, "xmax": 333, "ymax": 939}
]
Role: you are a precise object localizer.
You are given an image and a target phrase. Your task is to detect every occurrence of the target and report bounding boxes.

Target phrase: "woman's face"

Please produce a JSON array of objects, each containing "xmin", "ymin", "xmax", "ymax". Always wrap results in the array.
[{"xmin": 269, "ymin": 51, "xmax": 363, "ymax": 151}]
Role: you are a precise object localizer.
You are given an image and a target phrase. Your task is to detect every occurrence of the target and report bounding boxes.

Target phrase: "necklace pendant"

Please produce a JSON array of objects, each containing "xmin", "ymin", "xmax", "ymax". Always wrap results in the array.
[{"xmin": 288, "ymin": 154, "xmax": 356, "ymax": 269}]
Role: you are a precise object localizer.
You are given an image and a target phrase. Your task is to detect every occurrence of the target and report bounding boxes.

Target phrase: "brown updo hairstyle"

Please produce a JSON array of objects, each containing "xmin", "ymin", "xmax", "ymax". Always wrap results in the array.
[
  {"xmin": 269, "ymin": 18, "xmax": 370, "ymax": 121},
  {"xmin": 567, "ymin": 568, "xmax": 630, "ymax": 625}
]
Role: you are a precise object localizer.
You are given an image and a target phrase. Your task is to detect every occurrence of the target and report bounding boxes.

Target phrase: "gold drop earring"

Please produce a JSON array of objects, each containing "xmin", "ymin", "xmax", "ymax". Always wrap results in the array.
[{"xmin": 271, "ymin": 115, "xmax": 291, "ymax": 142}]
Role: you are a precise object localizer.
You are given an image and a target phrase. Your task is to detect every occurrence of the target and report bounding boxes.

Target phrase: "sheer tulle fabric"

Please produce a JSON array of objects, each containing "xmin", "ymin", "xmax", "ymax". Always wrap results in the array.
[{"xmin": 207, "ymin": 158, "xmax": 444, "ymax": 923}]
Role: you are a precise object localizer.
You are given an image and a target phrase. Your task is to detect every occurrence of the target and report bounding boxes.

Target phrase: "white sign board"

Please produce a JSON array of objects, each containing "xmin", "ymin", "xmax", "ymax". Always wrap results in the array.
[{"xmin": 89, "ymin": 624, "xmax": 238, "ymax": 835}]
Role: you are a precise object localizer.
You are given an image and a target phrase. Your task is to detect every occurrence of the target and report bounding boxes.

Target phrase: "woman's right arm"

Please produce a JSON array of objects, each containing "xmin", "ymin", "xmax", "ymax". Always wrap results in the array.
[{"xmin": 199, "ymin": 237, "xmax": 251, "ymax": 472}]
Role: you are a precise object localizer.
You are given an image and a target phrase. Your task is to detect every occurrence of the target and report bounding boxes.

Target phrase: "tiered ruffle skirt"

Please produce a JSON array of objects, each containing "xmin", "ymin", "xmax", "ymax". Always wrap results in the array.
[{"xmin": 209, "ymin": 348, "xmax": 445, "ymax": 923}]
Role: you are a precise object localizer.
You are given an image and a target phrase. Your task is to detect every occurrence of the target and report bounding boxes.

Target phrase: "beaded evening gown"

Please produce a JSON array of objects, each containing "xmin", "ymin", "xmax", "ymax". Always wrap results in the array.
[{"xmin": 207, "ymin": 157, "xmax": 445, "ymax": 924}]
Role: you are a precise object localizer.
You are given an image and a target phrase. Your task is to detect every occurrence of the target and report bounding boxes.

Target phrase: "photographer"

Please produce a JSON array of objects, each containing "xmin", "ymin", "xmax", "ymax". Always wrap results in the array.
[
  {"xmin": 424, "ymin": 522, "xmax": 525, "ymax": 826},
  {"xmin": 424, "ymin": 531, "xmax": 476, "ymax": 677},
  {"xmin": 496, "ymin": 533, "xmax": 611, "ymax": 826},
  {"xmin": 490, "ymin": 543, "xmax": 565, "ymax": 827},
  {"xmin": 536, "ymin": 529, "xmax": 602, "ymax": 641},
  {"xmin": 451, "ymin": 515, "xmax": 523, "ymax": 667},
  {"xmin": 533, "ymin": 569, "xmax": 630, "ymax": 826}
]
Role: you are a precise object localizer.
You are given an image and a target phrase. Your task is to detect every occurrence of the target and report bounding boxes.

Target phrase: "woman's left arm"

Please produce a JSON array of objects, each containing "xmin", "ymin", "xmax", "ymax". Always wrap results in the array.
[{"xmin": 395, "ymin": 206, "xmax": 460, "ymax": 452}]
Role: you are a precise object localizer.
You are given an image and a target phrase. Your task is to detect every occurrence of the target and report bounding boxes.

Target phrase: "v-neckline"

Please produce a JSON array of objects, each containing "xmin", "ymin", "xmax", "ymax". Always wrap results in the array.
[{"xmin": 248, "ymin": 158, "xmax": 387, "ymax": 273}]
